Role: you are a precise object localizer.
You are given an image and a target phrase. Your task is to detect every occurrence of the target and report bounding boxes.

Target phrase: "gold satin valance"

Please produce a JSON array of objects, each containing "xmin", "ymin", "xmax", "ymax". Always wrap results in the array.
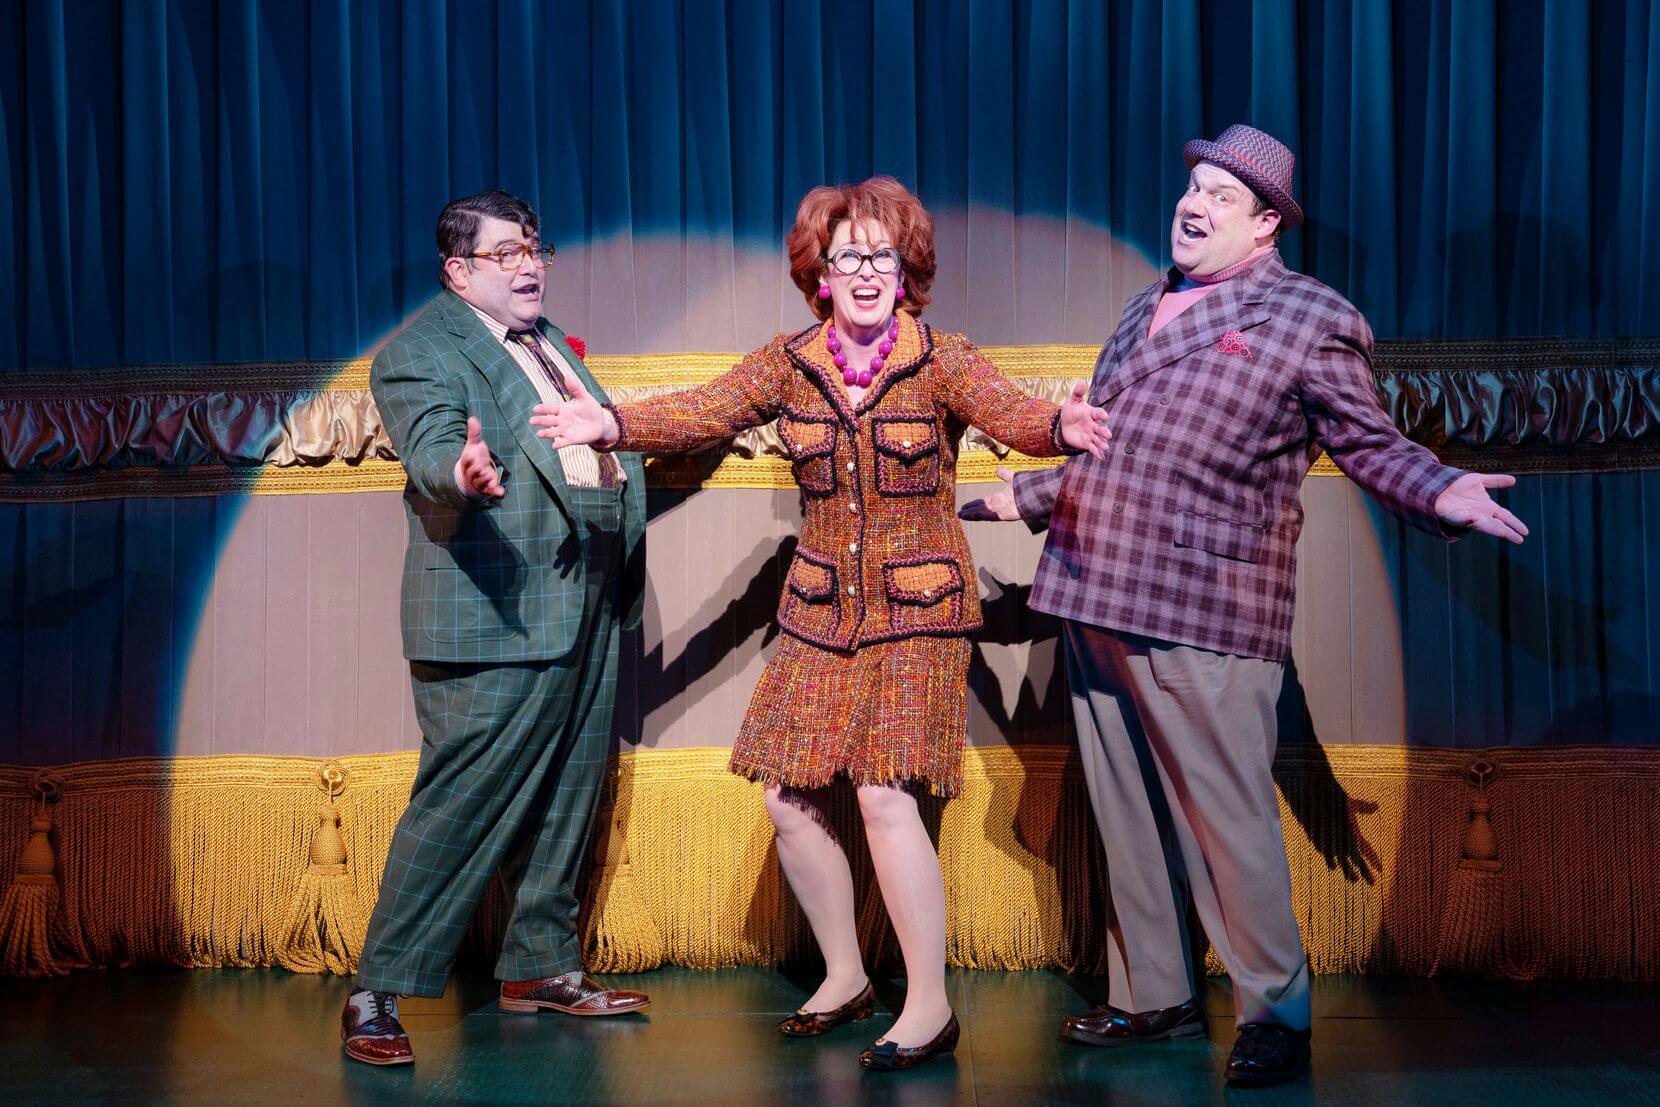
[{"xmin": 0, "ymin": 345, "xmax": 1343, "ymax": 501}]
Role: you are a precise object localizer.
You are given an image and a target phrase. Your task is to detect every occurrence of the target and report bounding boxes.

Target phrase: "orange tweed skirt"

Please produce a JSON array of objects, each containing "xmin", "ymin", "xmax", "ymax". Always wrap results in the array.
[{"xmin": 728, "ymin": 632, "xmax": 973, "ymax": 798}]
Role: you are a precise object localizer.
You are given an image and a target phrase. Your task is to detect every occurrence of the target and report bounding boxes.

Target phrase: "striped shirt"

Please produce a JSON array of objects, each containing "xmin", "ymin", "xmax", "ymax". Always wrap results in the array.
[{"xmin": 469, "ymin": 306, "xmax": 622, "ymax": 489}]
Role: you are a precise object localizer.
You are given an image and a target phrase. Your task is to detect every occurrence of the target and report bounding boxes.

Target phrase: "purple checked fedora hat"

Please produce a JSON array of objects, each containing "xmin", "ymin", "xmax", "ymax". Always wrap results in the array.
[{"xmin": 1182, "ymin": 124, "xmax": 1304, "ymax": 230}]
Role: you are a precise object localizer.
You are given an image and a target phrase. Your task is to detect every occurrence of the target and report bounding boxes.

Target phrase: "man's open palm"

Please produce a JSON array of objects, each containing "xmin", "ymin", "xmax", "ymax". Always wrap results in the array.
[{"xmin": 1434, "ymin": 471, "xmax": 1527, "ymax": 544}]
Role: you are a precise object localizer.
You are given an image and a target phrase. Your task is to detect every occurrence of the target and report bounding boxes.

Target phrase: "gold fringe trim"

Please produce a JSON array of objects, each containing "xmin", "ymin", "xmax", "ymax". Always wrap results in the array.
[
  {"xmin": 5, "ymin": 744, "xmax": 1654, "ymax": 980},
  {"xmin": 580, "ymin": 773, "xmax": 667, "ymax": 974}
]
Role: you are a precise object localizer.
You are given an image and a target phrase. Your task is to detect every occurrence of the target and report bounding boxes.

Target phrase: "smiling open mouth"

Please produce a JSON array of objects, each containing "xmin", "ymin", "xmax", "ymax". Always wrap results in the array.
[
  {"xmin": 1180, "ymin": 220, "xmax": 1207, "ymax": 241},
  {"xmin": 851, "ymin": 287, "xmax": 882, "ymax": 306}
]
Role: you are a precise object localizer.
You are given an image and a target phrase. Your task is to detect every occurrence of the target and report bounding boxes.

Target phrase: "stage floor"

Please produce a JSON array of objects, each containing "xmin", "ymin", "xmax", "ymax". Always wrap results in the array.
[{"xmin": 3, "ymin": 966, "xmax": 1657, "ymax": 1105}]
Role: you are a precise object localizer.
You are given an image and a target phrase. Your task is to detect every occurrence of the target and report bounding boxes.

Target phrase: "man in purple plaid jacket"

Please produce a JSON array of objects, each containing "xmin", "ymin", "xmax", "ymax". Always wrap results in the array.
[{"xmin": 963, "ymin": 125, "xmax": 1527, "ymax": 1088}]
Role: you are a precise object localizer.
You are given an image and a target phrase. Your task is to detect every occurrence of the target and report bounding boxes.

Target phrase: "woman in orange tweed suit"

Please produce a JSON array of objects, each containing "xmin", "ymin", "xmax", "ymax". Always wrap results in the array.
[{"xmin": 534, "ymin": 177, "xmax": 1111, "ymax": 1070}]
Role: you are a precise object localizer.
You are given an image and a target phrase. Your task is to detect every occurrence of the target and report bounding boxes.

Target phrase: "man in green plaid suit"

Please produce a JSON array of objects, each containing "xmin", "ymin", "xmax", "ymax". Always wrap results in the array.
[{"xmin": 342, "ymin": 191, "xmax": 651, "ymax": 1067}]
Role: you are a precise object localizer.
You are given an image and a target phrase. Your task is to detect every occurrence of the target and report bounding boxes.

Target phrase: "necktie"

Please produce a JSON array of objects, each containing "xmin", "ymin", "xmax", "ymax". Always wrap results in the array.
[
  {"xmin": 506, "ymin": 330, "xmax": 621, "ymax": 488},
  {"xmin": 507, "ymin": 329, "xmax": 574, "ymax": 399}
]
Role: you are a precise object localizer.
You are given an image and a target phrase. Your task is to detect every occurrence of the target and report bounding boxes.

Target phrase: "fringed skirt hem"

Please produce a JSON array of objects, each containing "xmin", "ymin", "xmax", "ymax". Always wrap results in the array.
[
  {"xmin": 728, "ymin": 633, "xmax": 972, "ymax": 801},
  {"xmin": 726, "ymin": 756, "xmax": 961, "ymax": 800}
]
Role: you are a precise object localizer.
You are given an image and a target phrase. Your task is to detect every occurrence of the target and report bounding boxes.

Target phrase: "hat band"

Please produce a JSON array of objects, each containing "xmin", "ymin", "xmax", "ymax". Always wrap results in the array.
[{"xmin": 1222, "ymin": 144, "xmax": 1271, "ymax": 182}]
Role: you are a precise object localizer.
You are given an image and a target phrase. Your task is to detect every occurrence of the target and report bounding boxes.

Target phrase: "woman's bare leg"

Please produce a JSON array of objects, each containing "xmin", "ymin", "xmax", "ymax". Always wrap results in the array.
[
  {"xmin": 765, "ymin": 784, "xmax": 868, "ymax": 1011},
  {"xmin": 857, "ymin": 783, "xmax": 952, "ymax": 1046}
]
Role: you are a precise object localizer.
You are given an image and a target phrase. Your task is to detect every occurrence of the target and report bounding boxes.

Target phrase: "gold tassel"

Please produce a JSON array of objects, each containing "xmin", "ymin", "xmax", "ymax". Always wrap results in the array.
[
  {"xmin": 1432, "ymin": 761, "xmax": 1531, "ymax": 979},
  {"xmin": 0, "ymin": 772, "xmax": 69, "ymax": 977},
  {"xmin": 277, "ymin": 763, "xmax": 372, "ymax": 975},
  {"xmin": 582, "ymin": 772, "xmax": 665, "ymax": 973}
]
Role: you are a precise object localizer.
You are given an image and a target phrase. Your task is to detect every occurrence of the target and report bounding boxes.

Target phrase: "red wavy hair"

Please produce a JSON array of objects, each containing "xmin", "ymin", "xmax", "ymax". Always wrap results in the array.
[{"xmin": 786, "ymin": 177, "xmax": 936, "ymax": 321}]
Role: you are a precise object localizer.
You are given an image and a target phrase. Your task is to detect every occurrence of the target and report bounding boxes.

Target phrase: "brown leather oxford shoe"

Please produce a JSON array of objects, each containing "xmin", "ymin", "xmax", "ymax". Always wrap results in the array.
[
  {"xmin": 498, "ymin": 973, "xmax": 651, "ymax": 1016},
  {"xmin": 341, "ymin": 991, "xmax": 414, "ymax": 1066},
  {"xmin": 1059, "ymin": 998, "xmax": 1206, "ymax": 1047}
]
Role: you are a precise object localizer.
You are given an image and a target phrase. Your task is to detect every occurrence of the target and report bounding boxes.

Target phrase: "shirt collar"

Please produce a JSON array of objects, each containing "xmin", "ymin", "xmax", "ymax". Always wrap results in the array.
[
  {"xmin": 467, "ymin": 303, "xmax": 532, "ymax": 345},
  {"xmin": 1170, "ymin": 245, "xmax": 1278, "ymax": 292}
]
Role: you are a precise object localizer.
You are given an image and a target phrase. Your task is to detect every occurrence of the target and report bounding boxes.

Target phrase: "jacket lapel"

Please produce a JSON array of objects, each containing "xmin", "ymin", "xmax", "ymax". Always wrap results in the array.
[
  {"xmin": 786, "ymin": 322, "xmax": 857, "ymax": 429},
  {"xmin": 1088, "ymin": 284, "xmax": 1161, "ymax": 400},
  {"xmin": 437, "ymin": 291, "xmax": 569, "ymax": 492},
  {"xmin": 1095, "ymin": 252, "xmax": 1284, "ymax": 406},
  {"xmin": 536, "ymin": 319, "xmax": 609, "ymax": 405}
]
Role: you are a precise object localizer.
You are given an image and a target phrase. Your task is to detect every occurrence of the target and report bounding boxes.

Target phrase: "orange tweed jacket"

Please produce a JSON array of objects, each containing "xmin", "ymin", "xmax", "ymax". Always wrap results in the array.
[{"xmin": 608, "ymin": 312, "xmax": 1071, "ymax": 651}]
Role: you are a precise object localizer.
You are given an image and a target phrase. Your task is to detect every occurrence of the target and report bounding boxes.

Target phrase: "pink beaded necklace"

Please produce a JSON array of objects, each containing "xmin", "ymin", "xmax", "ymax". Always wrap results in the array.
[{"xmin": 825, "ymin": 315, "xmax": 901, "ymax": 388}]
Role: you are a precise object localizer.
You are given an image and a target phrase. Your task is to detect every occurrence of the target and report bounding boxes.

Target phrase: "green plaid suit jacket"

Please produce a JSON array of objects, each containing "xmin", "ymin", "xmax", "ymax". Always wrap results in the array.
[{"xmin": 370, "ymin": 290, "xmax": 646, "ymax": 663}]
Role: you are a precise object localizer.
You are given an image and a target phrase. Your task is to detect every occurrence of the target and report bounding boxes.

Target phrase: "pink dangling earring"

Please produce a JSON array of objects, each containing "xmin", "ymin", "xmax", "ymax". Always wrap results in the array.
[
  {"xmin": 895, "ymin": 284, "xmax": 906, "ymax": 301},
  {"xmin": 818, "ymin": 283, "xmax": 831, "ymax": 300}
]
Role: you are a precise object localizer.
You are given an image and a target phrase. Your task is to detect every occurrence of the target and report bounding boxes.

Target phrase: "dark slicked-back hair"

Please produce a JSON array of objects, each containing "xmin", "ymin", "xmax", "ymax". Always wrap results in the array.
[{"xmin": 436, "ymin": 190, "xmax": 540, "ymax": 289}]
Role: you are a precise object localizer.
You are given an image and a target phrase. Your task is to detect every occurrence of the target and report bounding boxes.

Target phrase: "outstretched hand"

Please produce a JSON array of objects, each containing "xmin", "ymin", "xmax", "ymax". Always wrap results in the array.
[
  {"xmin": 1434, "ymin": 471, "xmax": 1528, "ymax": 544},
  {"xmin": 958, "ymin": 465, "xmax": 1023, "ymax": 522},
  {"xmin": 529, "ymin": 373, "xmax": 616, "ymax": 449},
  {"xmin": 457, "ymin": 416, "xmax": 505, "ymax": 498},
  {"xmin": 1058, "ymin": 381, "xmax": 1112, "ymax": 458}
]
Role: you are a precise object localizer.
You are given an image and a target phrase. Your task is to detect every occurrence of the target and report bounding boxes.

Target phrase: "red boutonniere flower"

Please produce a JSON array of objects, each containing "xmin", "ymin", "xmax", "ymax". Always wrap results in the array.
[{"xmin": 565, "ymin": 335, "xmax": 587, "ymax": 360}]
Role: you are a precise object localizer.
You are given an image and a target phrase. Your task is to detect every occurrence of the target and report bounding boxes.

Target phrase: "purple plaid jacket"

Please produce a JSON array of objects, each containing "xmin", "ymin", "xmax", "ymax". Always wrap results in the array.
[{"xmin": 1013, "ymin": 251, "xmax": 1462, "ymax": 661}]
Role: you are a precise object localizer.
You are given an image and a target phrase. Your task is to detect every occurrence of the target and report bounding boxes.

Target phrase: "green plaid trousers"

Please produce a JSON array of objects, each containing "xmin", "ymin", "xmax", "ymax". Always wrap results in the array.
[{"xmin": 355, "ymin": 485, "xmax": 625, "ymax": 997}]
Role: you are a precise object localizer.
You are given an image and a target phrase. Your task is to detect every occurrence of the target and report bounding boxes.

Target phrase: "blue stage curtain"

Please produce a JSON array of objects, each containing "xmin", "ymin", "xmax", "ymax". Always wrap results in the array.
[
  {"xmin": 3, "ymin": 0, "xmax": 1660, "ymax": 757},
  {"xmin": 6, "ymin": 0, "xmax": 1660, "ymax": 372}
]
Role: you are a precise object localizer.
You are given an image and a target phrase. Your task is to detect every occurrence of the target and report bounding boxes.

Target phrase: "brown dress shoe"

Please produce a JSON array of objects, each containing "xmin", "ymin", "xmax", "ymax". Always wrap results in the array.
[
  {"xmin": 778, "ymin": 981, "xmax": 876, "ymax": 1037},
  {"xmin": 858, "ymin": 1013, "xmax": 960, "ymax": 1071},
  {"xmin": 341, "ymin": 991, "xmax": 414, "ymax": 1066},
  {"xmin": 499, "ymin": 973, "xmax": 651, "ymax": 1016},
  {"xmin": 1059, "ymin": 998, "xmax": 1206, "ymax": 1047}
]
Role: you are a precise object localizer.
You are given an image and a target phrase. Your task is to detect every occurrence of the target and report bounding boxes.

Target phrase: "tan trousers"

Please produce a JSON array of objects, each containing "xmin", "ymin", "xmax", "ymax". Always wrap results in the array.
[{"xmin": 1063, "ymin": 621, "xmax": 1310, "ymax": 1030}]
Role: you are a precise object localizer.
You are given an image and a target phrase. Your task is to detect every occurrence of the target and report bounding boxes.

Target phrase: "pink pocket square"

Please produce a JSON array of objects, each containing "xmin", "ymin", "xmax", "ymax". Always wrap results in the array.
[{"xmin": 1217, "ymin": 330, "xmax": 1252, "ymax": 358}]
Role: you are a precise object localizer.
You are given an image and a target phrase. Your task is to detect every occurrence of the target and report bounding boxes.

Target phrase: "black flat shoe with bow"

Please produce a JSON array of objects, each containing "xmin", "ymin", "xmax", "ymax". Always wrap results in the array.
[
  {"xmin": 777, "ymin": 981, "xmax": 876, "ymax": 1037},
  {"xmin": 858, "ymin": 1013, "xmax": 960, "ymax": 1072}
]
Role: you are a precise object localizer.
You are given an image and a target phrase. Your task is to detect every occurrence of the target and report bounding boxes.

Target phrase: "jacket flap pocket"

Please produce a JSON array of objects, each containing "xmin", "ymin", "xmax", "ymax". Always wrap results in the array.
[
  {"xmin": 788, "ymin": 552, "xmax": 837, "ymax": 601},
  {"xmin": 873, "ymin": 420, "xmax": 939, "ymax": 462},
  {"xmin": 1174, "ymin": 511, "xmax": 1266, "ymax": 563},
  {"xmin": 884, "ymin": 558, "xmax": 965, "ymax": 605},
  {"xmin": 779, "ymin": 415, "xmax": 836, "ymax": 460}
]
